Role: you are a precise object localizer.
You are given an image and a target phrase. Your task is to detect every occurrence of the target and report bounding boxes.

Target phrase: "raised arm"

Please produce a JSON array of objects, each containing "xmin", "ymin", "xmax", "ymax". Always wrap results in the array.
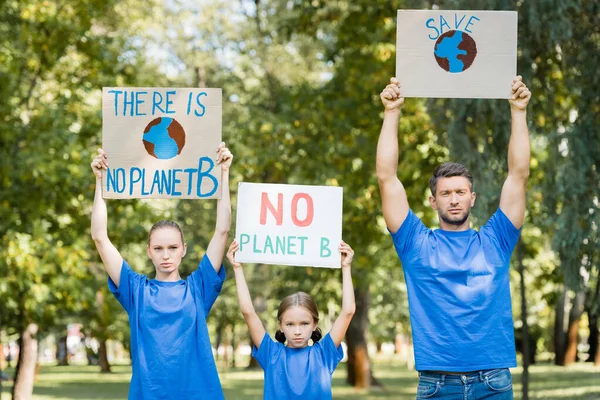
[
  {"xmin": 328, "ymin": 241, "xmax": 356, "ymax": 347},
  {"xmin": 90, "ymin": 149, "xmax": 123, "ymax": 286},
  {"xmin": 205, "ymin": 142, "xmax": 233, "ymax": 272},
  {"xmin": 376, "ymin": 78, "xmax": 409, "ymax": 234},
  {"xmin": 227, "ymin": 241, "xmax": 266, "ymax": 348},
  {"xmin": 499, "ymin": 76, "xmax": 531, "ymax": 229}
]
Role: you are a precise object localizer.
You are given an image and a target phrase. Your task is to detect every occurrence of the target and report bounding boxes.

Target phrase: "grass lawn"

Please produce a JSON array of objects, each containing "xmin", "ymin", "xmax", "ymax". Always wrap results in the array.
[{"xmin": 1, "ymin": 359, "xmax": 599, "ymax": 399}]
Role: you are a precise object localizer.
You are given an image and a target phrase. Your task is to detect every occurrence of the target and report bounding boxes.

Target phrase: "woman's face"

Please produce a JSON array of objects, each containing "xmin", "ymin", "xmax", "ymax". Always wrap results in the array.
[{"xmin": 147, "ymin": 228, "xmax": 187, "ymax": 276}]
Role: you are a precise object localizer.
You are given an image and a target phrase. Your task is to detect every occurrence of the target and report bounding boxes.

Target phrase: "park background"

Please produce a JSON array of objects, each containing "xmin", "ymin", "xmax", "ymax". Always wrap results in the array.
[{"xmin": 0, "ymin": 0, "xmax": 598, "ymax": 399}]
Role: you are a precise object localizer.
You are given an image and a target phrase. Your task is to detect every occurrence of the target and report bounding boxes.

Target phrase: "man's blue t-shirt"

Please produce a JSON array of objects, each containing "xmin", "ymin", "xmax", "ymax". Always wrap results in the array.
[
  {"xmin": 252, "ymin": 333, "xmax": 344, "ymax": 400},
  {"xmin": 391, "ymin": 208, "xmax": 520, "ymax": 372},
  {"xmin": 108, "ymin": 256, "xmax": 225, "ymax": 400}
]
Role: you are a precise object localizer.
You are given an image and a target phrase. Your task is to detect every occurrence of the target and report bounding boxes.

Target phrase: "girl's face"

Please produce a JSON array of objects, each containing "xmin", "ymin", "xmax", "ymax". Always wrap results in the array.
[
  {"xmin": 278, "ymin": 306, "xmax": 318, "ymax": 349},
  {"xmin": 147, "ymin": 228, "xmax": 187, "ymax": 277}
]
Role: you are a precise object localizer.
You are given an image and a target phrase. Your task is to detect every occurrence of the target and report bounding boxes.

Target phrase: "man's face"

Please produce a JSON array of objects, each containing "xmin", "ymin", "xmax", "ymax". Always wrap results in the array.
[{"xmin": 429, "ymin": 176, "xmax": 476, "ymax": 227}]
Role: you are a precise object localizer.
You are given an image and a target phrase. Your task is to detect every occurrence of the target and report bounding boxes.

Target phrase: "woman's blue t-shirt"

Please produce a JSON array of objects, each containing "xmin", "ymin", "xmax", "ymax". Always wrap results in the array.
[
  {"xmin": 252, "ymin": 333, "xmax": 344, "ymax": 400},
  {"xmin": 108, "ymin": 256, "xmax": 225, "ymax": 400}
]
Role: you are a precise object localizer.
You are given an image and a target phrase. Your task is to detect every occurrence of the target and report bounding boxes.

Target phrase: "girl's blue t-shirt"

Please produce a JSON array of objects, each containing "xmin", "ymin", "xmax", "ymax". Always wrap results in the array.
[
  {"xmin": 391, "ymin": 208, "xmax": 521, "ymax": 372},
  {"xmin": 252, "ymin": 333, "xmax": 344, "ymax": 400},
  {"xmin": 108, "ymin": 256, "xmax": 225, "ymax": 400}
]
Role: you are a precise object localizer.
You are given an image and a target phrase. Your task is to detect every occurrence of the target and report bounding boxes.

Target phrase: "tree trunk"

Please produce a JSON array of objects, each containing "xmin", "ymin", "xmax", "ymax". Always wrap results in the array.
[
  {"xmin": 247, "ymin": 333, "xmax": 260, "ymax": 369},
  {"xmin": 345, "ymin": 287, "xmax": 379, "ymax": 389},
  {"xmin": 588, "ymin": 311, "xmax": 599, "ymax": 364},
  {"xmin": 564, "ymin": 289, "xmax": 586, "ymax": 365},
  {"xmin": 554, "ymin": 287, "xmax": 568, "ymax": 365},
  {"xmin": 11, "ymin": 323, "xmax": 38, "ymax": 400},
  {"xmin": 56, "ymin": 335, "xmax": 68, "ymax": 366},
  {"xmin": 517, "ymin": 239, "xmax": 529, "ymax": 400},
  {"xmin": 588, "ymin": 273, "xmax": 600, "ymax": 365},
  {"xmin": 98, "ymin": 338, "xmax": 111, "ymax": 373}
]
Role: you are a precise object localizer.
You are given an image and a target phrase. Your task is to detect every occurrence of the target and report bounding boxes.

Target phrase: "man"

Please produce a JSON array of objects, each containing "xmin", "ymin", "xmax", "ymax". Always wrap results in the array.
[{"xmin": 376, "ymin": 76, "xmax": 531, "ymax": 399}]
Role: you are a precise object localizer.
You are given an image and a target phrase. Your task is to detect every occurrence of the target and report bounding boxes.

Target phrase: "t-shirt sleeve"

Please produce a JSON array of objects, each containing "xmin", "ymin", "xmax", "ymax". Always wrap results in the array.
[
  {"xmin": 108, "ymin": 260, "xmax": 143, "ymax": 313},
  {"xmin": 482, "ymin": 208, "xmax": 521, "ymax": 260},
  {"xmin": 390, "ymin": 209, "xmax": 428, "ymax": 262},
  {"xmin": 188, "ymin": 255, "xmax": 226, "ymax": 317},
  {"xmin": 316, "ymin": 333, "xmax": 344, "ymax": 374},
  {"xmin": 251, "ymin": 333, "xmax": 277, "ymax": 371}
]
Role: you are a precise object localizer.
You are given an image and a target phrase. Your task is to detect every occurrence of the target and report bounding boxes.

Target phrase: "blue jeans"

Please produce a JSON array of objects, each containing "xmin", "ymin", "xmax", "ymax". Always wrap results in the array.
[{"xmin": 416, "ymin": 368, "xmax": 513, "ymax": 400}]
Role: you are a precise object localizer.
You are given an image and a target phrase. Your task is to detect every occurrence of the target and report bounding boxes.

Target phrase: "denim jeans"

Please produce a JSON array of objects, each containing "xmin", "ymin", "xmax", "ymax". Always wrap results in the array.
[{"xmin": 416, "ymin": 368, "xmax": 513, "ymax": 400}]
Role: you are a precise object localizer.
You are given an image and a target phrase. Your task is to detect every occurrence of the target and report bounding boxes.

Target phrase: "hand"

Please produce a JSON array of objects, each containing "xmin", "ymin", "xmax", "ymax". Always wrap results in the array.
[
  {"xmin": 380, "ymin": 78, "xmax": 404, "ymax": 112},
  {"xmin": 91, "ymin": 149, "xmax": 108, "ymax": 179},
  {"xmin": 216, "ymin": 142, "xmax": 233, "ymax": 172},
  {"xmin": 509, "ymin": 76, "xmax": 531, "ymax": 112},
  {"xmin": 339, "ymin": 241, "xmax": 354, "ymax": 269},
  {"xmin": 227, "ymin": 240, "xmax": 243, "ymax": 269}
]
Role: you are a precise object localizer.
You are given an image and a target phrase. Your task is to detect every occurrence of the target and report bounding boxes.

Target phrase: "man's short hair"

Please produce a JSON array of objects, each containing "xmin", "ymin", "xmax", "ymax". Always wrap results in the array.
[{"xmin": 429, "ymin": 162, "xmax": 474, "ymax": 196}]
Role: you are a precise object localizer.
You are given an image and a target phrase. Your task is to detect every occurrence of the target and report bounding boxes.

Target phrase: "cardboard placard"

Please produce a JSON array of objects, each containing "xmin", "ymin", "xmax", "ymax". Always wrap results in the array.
[
  {"xmin": 235, "ymin": 183, "xmax": 343, "ymax": 268},
  {"xmin": 102, "ymin": 88, "xmax": 222, "ymax": 199},
  {"xmin": 396, "ymin": 10, "xmax": 517, "ymax": 99}
]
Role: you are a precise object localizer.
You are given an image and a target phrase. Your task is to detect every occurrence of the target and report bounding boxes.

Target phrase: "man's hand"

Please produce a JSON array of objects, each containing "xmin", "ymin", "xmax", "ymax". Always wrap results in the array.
[
  {"xmin": 380, "ymin": 78, "xmax": 405, "ymax": 113},
  {"xmin": 508, "ymin": 76, "xmax": 531, "ymax": 112}
]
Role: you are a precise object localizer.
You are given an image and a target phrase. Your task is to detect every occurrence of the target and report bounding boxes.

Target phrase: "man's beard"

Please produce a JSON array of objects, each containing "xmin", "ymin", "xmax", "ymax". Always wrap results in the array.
[{"xmin": 439, "ymin": 209, "xmax": 470, "ymax": 226}]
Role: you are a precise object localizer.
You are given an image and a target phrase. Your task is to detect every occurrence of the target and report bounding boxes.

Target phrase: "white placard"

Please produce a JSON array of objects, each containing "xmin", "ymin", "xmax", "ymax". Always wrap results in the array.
[
  {"xmin": 396, "ymin": 10, "xmax": 517, "ymax": 99},
  {"xmin": 235, "ymin": 183, "xmax": 343, "ymax": 268},
  {"xmin": 101, "ymin": 87, "xmax": 222, "ymax": 199}
]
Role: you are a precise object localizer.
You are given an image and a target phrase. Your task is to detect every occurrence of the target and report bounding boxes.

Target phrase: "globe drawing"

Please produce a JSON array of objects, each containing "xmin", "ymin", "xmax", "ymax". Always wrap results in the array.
[
  {"xmin": 142, "ymin": 117, "xmax": 186, "ymax": 160},
  {"xmin": 433, "ymin": 30, "xmax": 477, "ymax": 73}
]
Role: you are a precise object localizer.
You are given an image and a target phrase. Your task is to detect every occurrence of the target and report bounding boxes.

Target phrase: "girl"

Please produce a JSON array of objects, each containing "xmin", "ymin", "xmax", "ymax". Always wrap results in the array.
[
  {"xmin": 90, "ymin": 143, "xmax": 232, "ymax": 400},
  {"xmin": 226, "ymin": 240, "xmax": 356, "ymax": 400}
]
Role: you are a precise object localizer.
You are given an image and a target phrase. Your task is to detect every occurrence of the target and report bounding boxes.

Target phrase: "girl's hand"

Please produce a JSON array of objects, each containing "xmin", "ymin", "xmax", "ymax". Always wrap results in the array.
[
  {"xmin": 339, "ymin": 241, "xmax": 354, "ymax": 269},
  {"xmin": 216, "ymin": 142, "xmax": 233, "ymax": 172},
  {"xmin": 227, "ymin": 240, "xmax": 243, "ymax": 269},
  {"xmin": 91, "ymin": 149, "xmax": 108, "ymax": 179}
]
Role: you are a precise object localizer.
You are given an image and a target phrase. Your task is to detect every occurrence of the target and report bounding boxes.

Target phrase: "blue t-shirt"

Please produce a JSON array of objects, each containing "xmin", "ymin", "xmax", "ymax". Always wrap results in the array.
[
  {"xmin": 391, "ymin": 208, "xmax": 520, "ymax": 372},
  {"xmin": 252, "ymin": 333, "xmax": 344, "ymax": 400},
  {"xmin": 108, "ymin": 256, "xmax": 225, "ymax": 400}
]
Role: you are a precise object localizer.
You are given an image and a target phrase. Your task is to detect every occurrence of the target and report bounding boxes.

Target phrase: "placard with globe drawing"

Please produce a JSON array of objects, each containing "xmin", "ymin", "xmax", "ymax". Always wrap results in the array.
[
  {"xmin": 396, "ymin": 10, "xmax": 517, "ymax": 99},
  {"xmin": 101, "ymin": 88, "xmax": 222, "ymax": 199}
]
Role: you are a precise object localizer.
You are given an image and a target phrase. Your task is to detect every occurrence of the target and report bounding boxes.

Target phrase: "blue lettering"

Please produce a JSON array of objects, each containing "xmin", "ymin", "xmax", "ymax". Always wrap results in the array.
[
  {"xmin": 150, "ymin": 170, "xmax": 161, "ymax": 194},
  {"xmin": 287, "ymin": 236, "xmax": 297, "ymax": 255},
  {"xmin": 298, "ymin": 236, "xmax": 308, "ymax": 255},
  {"xmin": 186, "ymin": 92, "xmax": 193, "ymax": 115},
  {"xmin": 195, "ymin": 92, "xmax": 207, "ymax": 117},
  {"xmin": 253, "ymin": 234, "xmax": 262, "ymax": 253},
  {"xmin": 165, "ymin": 90, "xmax": 176, "ymax": 114},
  {"xmin": 276, "ymin": 236, "xmax": 285, "ymax": 254},
  {"xmin": 135, "ymin": 91, "xmax": 147, "ymax": 116},
  {"xmin": 426, "ymin": 18, "xmax": 439, "ymax": 40},
  {"xmin": 107, "ymin": 90, "xmax": 122, "ymax": 116},
  {"xmin": 264, "ymin": 235, "xmax": 274, "ymax": 254},
  {"xmin": 239, "ymin": 234, "xmax": 250, "ymax": 251},
  {"xmin": 140, "ymin": 168, "xmax": 149, "ymax": 195},
  {"xmin": 123, "ymin": 91, "xmax": 134, "ymax": 117},
  {"xmin": 320, "ymin": 237, "xmax": 332, "ymax": 258},
  {"xmin": 161, "ymin": 170, "xmax": 171, "ymax": 194},
  {"xmin": 152, "ymin": 92, "xmax": 165, "ymax": 115},
  {"xmin": 129, "ymin": 167, "xmax": 142, "ymax": 195},
  {"xmin": 439, "ymin": 15, "xmax": 450, "ymax": 35},
  {"xmin": 465, "ymin": 16, "xmax": 480, "ymax": 33},
  {"xmin": 454, "ymin": 13, "xmax": 467, "ymax": 30},
  {"xmin": 196, "ymin": 156, "xmax": 218, "ymax": 197},
  {"xmin": 184, "ymin": 168, "xmax": 197, "ymax": 195},
  {"xmin": 171, "ymin": 169, "xmax": 182, "ymax": 196}
]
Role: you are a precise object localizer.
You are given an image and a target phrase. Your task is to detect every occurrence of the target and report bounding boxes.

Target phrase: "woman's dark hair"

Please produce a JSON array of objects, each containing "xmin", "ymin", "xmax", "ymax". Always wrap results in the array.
[
  {"xmin": 429, "ymin": 162, "xmax": 474, "ymax": 196},
  {"xmin": 275, "ymin": 292, "xmax": 322, "ymax": 344},
  {"xmin": 148, "ymin": 220, "xmax": 184, "ymax": 244}
]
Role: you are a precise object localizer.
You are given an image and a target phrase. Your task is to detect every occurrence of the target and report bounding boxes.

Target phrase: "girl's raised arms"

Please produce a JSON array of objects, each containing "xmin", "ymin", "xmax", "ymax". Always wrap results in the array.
[{"xmin": 227, "ymin": 240, "xmax": 266, "ymax": 348}]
